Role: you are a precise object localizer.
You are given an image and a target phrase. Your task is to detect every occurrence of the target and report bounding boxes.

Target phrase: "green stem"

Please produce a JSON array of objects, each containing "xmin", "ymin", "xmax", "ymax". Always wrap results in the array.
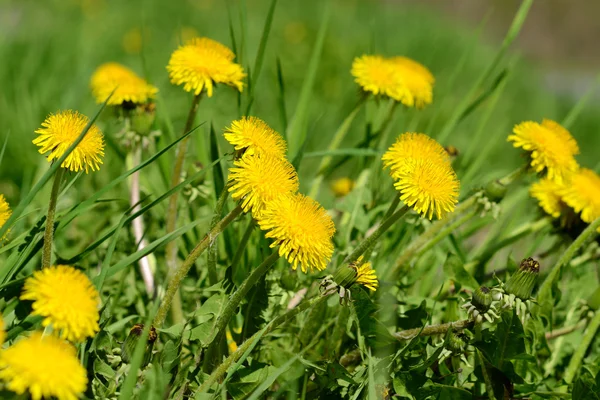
[
  {"xmin": 393, "ymin": 319, "xmax": 473, "ymax": 341},
  {"xmin": 564, "ymin": 310, "xmax": 600, "ymax": 384},
  {"xmin": 382, "ymin": 195, "xmax": 400, "ymax": 221},
  {"xmin": 42, "ymin": 167, "xmax": 65, "ymax": 269},
  {"xmin": 154, "ymin": 204, "xmax": 243, "ymax": 328},
  {"xmin": 545, "ymin": 319, "xmax": 588, "ymax": 341},
  {"xmin": 344, "ymin": 205, "xmax": 409, "ymax": 264},
  {"xmin": 197, "ymin": 293, "xmax": 331, "ymax": 394},
  {"xmin": 203, "ymin": 252, "xmax": 281, "ymax": 372},
  {"xmin": 231, "ymin": 218, "xmax": 256, "ymax": 271},
  {"xmin": 207, "ymin": 187, "xmax": 230, "ymax": 286}
]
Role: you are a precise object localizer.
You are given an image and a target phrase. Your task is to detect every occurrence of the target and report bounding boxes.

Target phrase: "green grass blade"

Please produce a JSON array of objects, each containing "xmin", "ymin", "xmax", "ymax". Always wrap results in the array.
[
  {"xmin": 276, "ymin": 57, "xmax": 289, "ymax": 136},
  {"xmin": 0, "ymin": 132, "xmax": 9, "ymax": 167},
  {"xmin": 247, "ymin": 354, "xmax": 300, "ymax": 400},
  {"xmin": 561, "ymin": 72, "xmax": 600, "ymax": 129},
  {"xmin": 210, "ymin": 123, "xmax": 225, "ymax": 198}
]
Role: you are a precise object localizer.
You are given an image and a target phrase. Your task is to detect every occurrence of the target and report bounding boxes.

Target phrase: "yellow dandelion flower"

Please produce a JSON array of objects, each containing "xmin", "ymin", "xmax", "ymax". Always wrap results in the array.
[
  {"xmin": 351, "ymin": 256, "xmax": 378, "ymax": 291},
  {"xmin": 225, "ymin": 328, "xmax": 238, "ymax": 353},
  {"xmin": 33, "ymin": 110, "xmax": 105, "ymax": 173},
  {"xmin": 0, "ymin": 332, "xmax": 87, "ymax": 400},
  {"xmin": 224, "ymin": 116, "xmax": 287, "ymax": 158},
  {"xmin": 382, "ymin": 132, "xmax": 449, "ymax": 179},
  {"xmin": 390, "ymin": 57, "xmax": 434, "ymax": 108},
  {"xmin": 530, "ymin": 178, "xmax": 567, "ymax": 218},
  {"xmin": 508, "ymin": 119, "xmax": 579, "ymax": 183},
  {"xmin": 0, "ymin": 194, "xmax": 11, "ymax": 231},
  {"xmin": 393, "ymin": 158, "xmax": 460, "ymax": 220},
  {"xmin": 257, "ymin": 193, "xmax": 336, "ymax": 273},
  {"xmin": 228, "ymin": 154, "xmax": 299, "ymax": 217},
  {"xmin": 167, "ymin": 37, "xmax": 245, "ymax": 97},
  {"xmin": 351, "ymin": 55, "xmax": 410, "ymax": 102},
  {"xmin": 21, "ymin": 265, "xmax": 100, "ymax": 342},
  {"xmin": 559, "ymin": 168, "xmax": 600, "ymax": 225},
  {"xmin": 331, "ymin": 177, "xmax": 355, "ymax": 197},
  {"xmin": 90, "ymin": 62, "xmax": 158, "ymax": 105}
]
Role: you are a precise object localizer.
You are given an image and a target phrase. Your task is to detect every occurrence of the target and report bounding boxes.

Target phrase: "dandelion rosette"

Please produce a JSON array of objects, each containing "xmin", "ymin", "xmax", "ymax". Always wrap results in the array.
[
  {"xmin": 351, "ymin": 55, "xmax": 410, "ymax": 102},
  {"xmin": 224, "ymin": 117, "xmax": 287, "ymax": 158},
  {"xmin": 390, "ymin": 56, "xmax": 434, "ymax": 108},
  {"xmin": 382, "ymin": 132, "xmax": 450, "ymax": 179},
  {"xmin": 559, "ymin": 168, "xmax": 600, "ymax": 226},
  {"xmin": 228, "ymin": 153, "xmax": 299, "ymax": 217},
  {"xmin": 33, "ymin": 110, "xmax": 105, "ymax": 173},
  {"xmin": 0, "ymin": 332, "xmax": 87, "ymax": 400},
  {"xmin": 530, "ymin": 178, "xmax": 567, "ymax": 219},
  {"xmin": 508, "ymin": 119, "xmax": 579, "ymax": 183},
  {"xmin": 257, "ymin": 193, "xmax": 335, "ymax": 273},
  {"xmin": 167, "ymin": 37, "xmax": 245, "ymax": 97},
  {"xmin": 90, "ymin": 62, "xmax": 158, "ymax": 105},
  {"xmin": 21, "ymin": 265, "xmax": 100, "ymax": 342}
]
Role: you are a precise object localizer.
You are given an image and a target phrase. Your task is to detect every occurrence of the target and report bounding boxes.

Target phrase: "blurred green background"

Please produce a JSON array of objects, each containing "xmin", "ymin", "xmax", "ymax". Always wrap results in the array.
[{"xmin": 1, "ymin": 0, "xmax": 599, "ymax": 206}]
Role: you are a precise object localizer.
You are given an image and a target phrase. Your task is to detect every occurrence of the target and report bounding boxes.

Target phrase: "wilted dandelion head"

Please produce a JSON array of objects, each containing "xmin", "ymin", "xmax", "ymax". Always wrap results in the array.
[
  {"xmin": 228, "ymin": 154, "xmax": 299, "ymax": 217},
  {"xmin": 508, "ymin": 119, "xmax": 579, "ymax": 183},
  {"xmin": 559, "ymin": 168, "xmax": 600, "ymax": 225},
  {"xmin": 351, "ymin": 256, "xmax": 379, "ymax": 291},
  {"xmin": 0, "ymin": 332, "xmax": 87, "ymax": 400},
  {"xmin": 0, "ymin": 194, "xmax": 11, "ymax": 230},
  {"xmin": 90, "ymin": 62, "xmax": 158, "ymax": 105},
  {"xmin": 33, "ymin": 110, "xmax": 105, "ymax": 173},
  {"xmin": 530, "ymin": 178, "xmax": 567, "ymax": 219},
  {"xmin": 331, "ymin": 177, "xmax": 355, "ymax": 197},
  {"xmin": 394, "ymin": 158, "xmax": 460, "ymax": 220},
  {"xmin": 351, "ymin": 55, "xmax": 410, "ymax": 102},
  {"xmin": 21, "ymin": 265, "xmax": 100, "ymax": 342},
  {"xmin": 224, "ymin": 117, "xmax": 286, "ymax": 158},
  {"xmin": 167, "ymin": 37, "xmax": 245, "ymax": 97},
  {"xmin": 257, "ymin": 193, "xmax": 336, "ymax": 273},
  {"xmin": 382, "ymin": 132, "xmax": 449, "ymax": 179},
  {"xmin": 390, "ymin": 56, "xmax": 434, "ymax": 108}
]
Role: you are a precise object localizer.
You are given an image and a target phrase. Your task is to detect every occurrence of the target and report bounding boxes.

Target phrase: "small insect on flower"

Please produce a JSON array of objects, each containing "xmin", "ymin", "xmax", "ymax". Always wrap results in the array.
[
  {"xmin": 167, "ymin": 37, "xmax": 246, "ymax": 97},
  {"xmin": 389, "ymin": 56, "xmax": 435, "ymax": 108},
  {"xmin": 90, "ymin": 62, "xmax": 158, "ymax": 106},
  {"xmin": 508, "ymin": 119, "xmax": 579, "ymax": 183},
  {"xmin": 351, "ymin": 55, "xmax": 410, "ymax": 102},
  {"xmin": 228, "ymin": 153, "xmax": 299, "ymax": 217},
  {"xmin": 224, "ymin": 117, "xmax": 287, "ymax": 158},
  {"xmin": 33, "ymin": 110, "xmax": 105, "ymax": 173},
  {"xmin": 21, "ymin": 265, "xmax": 100, "ymax": 342},
  {"xmin": 257, "ymin": 193, "xmax": 336, "ymax": 273},
  {"xmin": 559, "ymin": 168, "xmax": 600, "ymax": 226},
  {"xmin": 0, "ymin": 332, "xmax": 87, "ymax": 400}
]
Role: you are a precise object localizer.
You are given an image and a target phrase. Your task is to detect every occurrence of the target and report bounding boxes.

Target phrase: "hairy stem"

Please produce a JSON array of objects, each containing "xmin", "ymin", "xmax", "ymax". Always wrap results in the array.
[
  {"xmin": 393, "ymin": 319, "xmax": 474, "ymax": 341},
  {"xmin": 154, "ymin": 204, "xmax": 243, "ymax": 327},
  {"xmin": 564, "ymin": 310, "xmax": 600, "ymax": 384},
  {"xmin": 42, "ymin": 167, "xmax": 65, "ymax": 269},
  {"xmin": 545, "ymin": 319, "xmax": 588, "ymax": 341}
]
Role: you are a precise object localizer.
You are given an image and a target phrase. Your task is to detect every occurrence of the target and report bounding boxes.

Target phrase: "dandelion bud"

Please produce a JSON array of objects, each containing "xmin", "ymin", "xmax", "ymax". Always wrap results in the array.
[
  {"xmin": 130, "ymin": 103, "xmax": 156, "ymax": 136},
  {"xmin": 333, "ymin": 264, "xmax": 358, "ymax": 289},
  {"xmin": 446, "ymin": 330, "xmax": 467, "ymax": 354},
  {"xmin": 472, "ymin": 286, "xmax": 493, "ymax": 311},
  {"xmin": 504, "ymin": 257, "xmax": 540, "ymax": 301},
  {"xmin": 484, "ymin": 179, "xmax": 507, "ymax": 203},
  {"xmin": 121, "ymin": 324, "xmax": 157, "ymax": 367}
]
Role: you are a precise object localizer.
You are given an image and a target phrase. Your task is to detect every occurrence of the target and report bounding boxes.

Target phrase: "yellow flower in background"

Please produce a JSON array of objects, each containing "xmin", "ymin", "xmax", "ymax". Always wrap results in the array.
[
  {"xmin": 167, "ymin": 37, "xmax": 245, "ymax": 97},
  {"xmin": 178, "ymin": 26, "xmax": 200, "ymax": 44},
  {"xmin": 0, "ymin": 194, "xmax": 11, "ymax": 231},
  {"xmin": 0, "ymin": 332, "xmax": 87, "ymax": 400},
  {"xmin": 390, "ymin": 56, "xmax": 434, "ymax": 108},
  {"xmin": 90, "ymin": 62, "xmax": 158, "ymax": 105},
  {"xmin": 530, "ymin": 178, "xmax": 567, "ymax": 218},
  {"xmin": 508, "ymin": 119, "xmax": 579, "ymax": 183},
  {"xmin": 228, "ymin": 154, "xmax": 299, "ymax": 217},
  {"xmin": 559, "ymin": 168, "xmax": 600, "ymax": 225},
  {"xmin": 382, "ymin": 132, "xmax": 449, "ymax": 179},
  {"xmin": 21, "ymin": 265, "xmax": 100, "ymax": 342},
  {"xmin": 224, "ymin": 117, "xmax": 287, "ymax": 158},
  {"xmin": 351, "ymin": 257, "xmax": 378, "ymax": 291},
  {"xmin": 257, "ymin": 193, "xmax": 336, "ymax": 273},
  {"xmin": 122, "ymin": 27, "xmax": 143, "ymax": 55},
  {"xmin": 33, "ymin": 110, "xmax": 105, "ymax": 173},
  {"xmin": 331, "ymin": 177, "xmax": 355, "ymax": 197},
  {"xmin": 225, "ymin": 328, "xmax": 238, "ymax": 353},
  {"xmin": 351, "ymin": 55, "xmax": 410, "ymax": 102},
  {"xmin": 393, "ymin": 158, "xmax": 459, "ymax": 220}
]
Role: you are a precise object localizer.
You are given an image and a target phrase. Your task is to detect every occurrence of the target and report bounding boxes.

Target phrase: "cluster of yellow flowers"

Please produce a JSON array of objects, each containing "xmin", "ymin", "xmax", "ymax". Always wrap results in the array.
[{"xmin": 509, "ymin": 119, "xmax": 600, "ymax": 230}]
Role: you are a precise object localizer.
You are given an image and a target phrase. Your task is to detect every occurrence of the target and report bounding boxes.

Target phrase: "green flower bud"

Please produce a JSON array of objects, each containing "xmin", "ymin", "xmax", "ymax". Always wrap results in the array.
[
  {"xmin": 472, "ymin": 286, "xmax": 493, "ymax": 311},
  {"xmin": 484, "ymin": 179, "xmax": 507, "ymax": 203},
  {"xmin": 504, "ymin": 257, "xmax": 540, "ymax": 300},
  {"xmin": 130, "ymin": 103, "xmax": 156, "ymax": 136},
  {"xmin": 333, "ymin": 264, "xmax": 358, "ymax": 289},
  {"xmin": 446, "ymin": 330, "xmax": 467, "ymax": 354},
  {"xmin": 121, "ymin": 324, "xmax": 157, "ymax": 367}
]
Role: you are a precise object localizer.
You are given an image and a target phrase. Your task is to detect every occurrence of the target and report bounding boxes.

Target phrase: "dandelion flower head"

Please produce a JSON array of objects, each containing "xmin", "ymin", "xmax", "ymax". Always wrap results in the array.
[
  {"xmin": 257, "ymin": 193, "xmax": 336, "ymax": 273},
  {"xmin": 351, "ymin": 55, "xmax": 410, "ymax": 102},
  {"xmin": 90, "ymin": 62, "xmax": 158, "ymax": 105},
  {"xmin": 382, "ymin": 132, "xmax": 449, "ymax": 179},
  {"xmin": 21, "ymin": 265, "xmax": 100, "ymax": 342},
  {"xmin": 351, "ymin": 256, "xmax": 378, "ymax": 291},
  {"xmin": 0, "ymin": 194, "xmax": 11, "ymax": 231},
  {"xmin": 0, "ymin": 332, "xmax": 87, "ymax": 400},
  {"xmin": 530, "ymin": 178, "xmax": 567, "ymax": 219},
  {"xmin": 559, "ymin": 168, "xmax": 600, "ymax": 225},
  {"xmin": 331, "ymin": 177, "xmax": 355, "ymax": 197},
  {"xmin": 228, "ymin": 154, "xmax": 299, "ymax": 217},
  {"xmin": 224, "ymin": 117, "xmax": 286, "ymax": 158},
  {"xmin": 33, "ymin": 110, "xmax": 105, "ymax": 173},
  {"xmin": 390, "ymin": 56, "xmax": 434, "ymax": 108},
  {"xmin": 508, "ymin": 119, "xmax": 579, "ymax": 183},
  {"xmin": 167, "ymin": 37, "xmax": 245, "ymax": 97}
]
